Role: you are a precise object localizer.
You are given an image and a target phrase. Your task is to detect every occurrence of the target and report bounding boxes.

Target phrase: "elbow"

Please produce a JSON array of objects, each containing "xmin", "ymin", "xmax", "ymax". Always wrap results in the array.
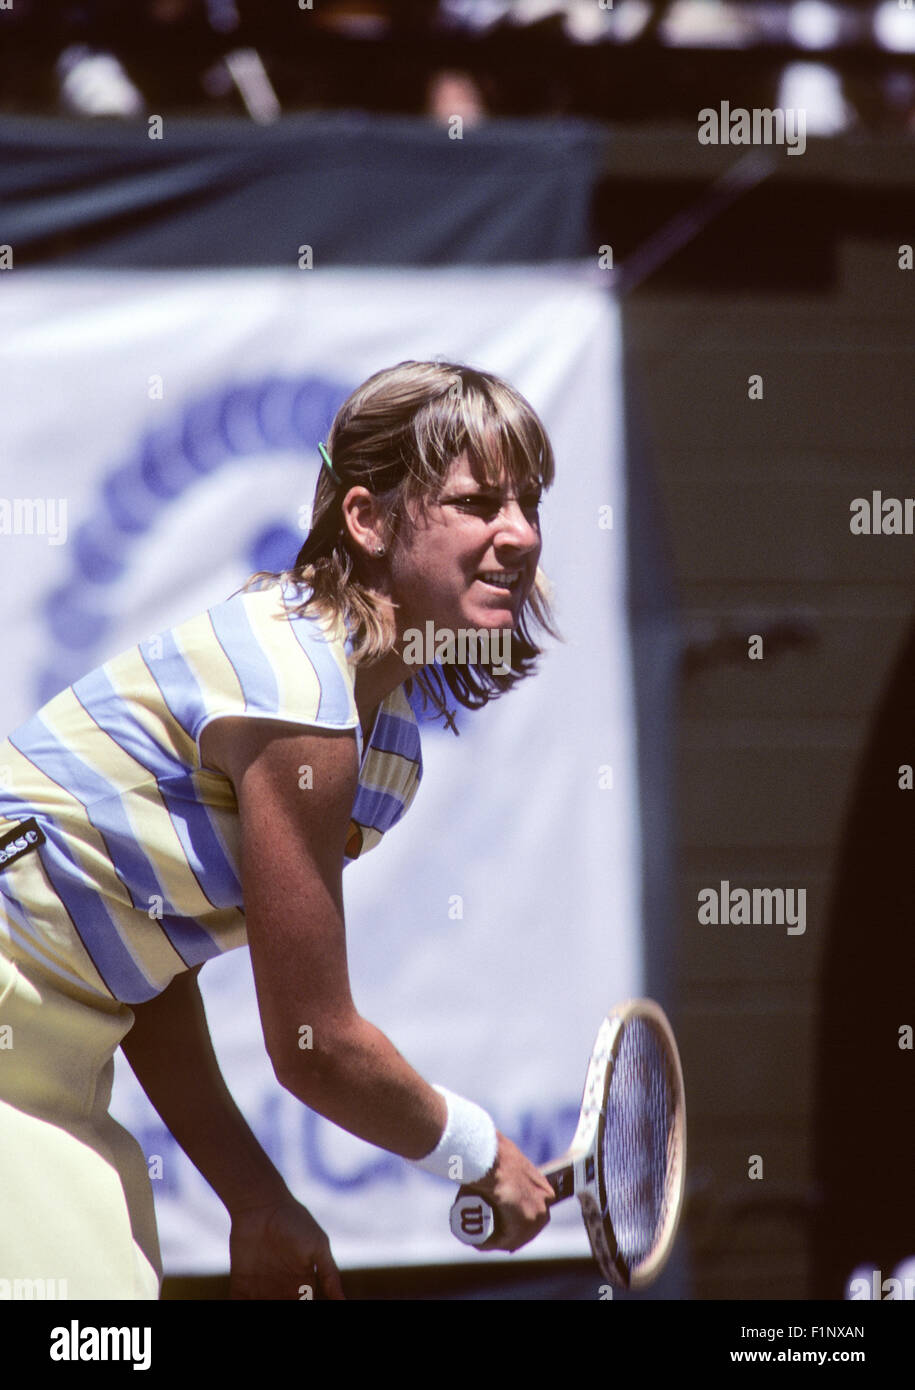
[{"xmin": 269, "ymin": 1012, "xmax": 364, "ymax": 1105}]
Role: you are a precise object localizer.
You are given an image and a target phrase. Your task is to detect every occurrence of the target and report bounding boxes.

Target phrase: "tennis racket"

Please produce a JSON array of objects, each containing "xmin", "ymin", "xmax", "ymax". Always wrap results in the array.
[{"xmin": 449, "ymin": 998, "xmax": 686, "ymax": 1289}]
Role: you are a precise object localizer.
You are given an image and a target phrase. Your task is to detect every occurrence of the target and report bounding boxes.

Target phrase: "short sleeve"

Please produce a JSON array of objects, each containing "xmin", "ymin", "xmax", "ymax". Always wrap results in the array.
[{"xmin": 156, "ymin": 584, "xmax": 360, "ymax": 758}]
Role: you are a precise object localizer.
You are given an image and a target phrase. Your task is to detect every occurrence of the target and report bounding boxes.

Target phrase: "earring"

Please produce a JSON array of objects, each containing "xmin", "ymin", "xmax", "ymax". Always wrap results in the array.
[{"xmin": 375, "ymin": 545, "xmax": 386, "ymax": 556}]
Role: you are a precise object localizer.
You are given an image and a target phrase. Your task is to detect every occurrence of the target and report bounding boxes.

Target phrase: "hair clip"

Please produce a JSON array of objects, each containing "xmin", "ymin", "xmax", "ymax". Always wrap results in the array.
[{"xmin": 318, "ymin": 441, "xmax": 344, "ymax": 486}]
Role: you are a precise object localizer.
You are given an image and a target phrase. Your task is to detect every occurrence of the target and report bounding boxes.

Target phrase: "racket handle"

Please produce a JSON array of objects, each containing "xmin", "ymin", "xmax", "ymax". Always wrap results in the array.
[
  {"xmin": 450, "ymin": 1194, "xmax": 495, "ymax": 1246},
  {"xmin": 449, "ymin": 1162, "xmax": 574, "ymax": 1247},
  {"xmin": 543, "ymin": 1160, "xmax": 575, "ymax": 1201}
]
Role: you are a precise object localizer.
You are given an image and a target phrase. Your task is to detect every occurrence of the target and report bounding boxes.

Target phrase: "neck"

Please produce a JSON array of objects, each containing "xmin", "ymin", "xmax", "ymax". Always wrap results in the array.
[
  {"xmin": 353, "ymin": 647, "xmax": 412, "ymax": 731},
  {"xmin": 349, "ymin": 586, "xmax": 412, "ymax": 725}
]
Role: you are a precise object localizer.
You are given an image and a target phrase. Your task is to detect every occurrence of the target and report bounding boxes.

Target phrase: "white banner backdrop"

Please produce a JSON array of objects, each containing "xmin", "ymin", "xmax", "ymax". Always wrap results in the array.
[{"xmin": 0, "ymin": 266, "xmax": 640, "ymax": 1272}]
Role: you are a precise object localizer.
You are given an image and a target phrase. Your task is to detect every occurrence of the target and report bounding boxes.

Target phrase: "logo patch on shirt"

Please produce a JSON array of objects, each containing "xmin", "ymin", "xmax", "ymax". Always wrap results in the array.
[{"xmin": 0, "ymin": 817, "xmax": 45, "ymax": 871}]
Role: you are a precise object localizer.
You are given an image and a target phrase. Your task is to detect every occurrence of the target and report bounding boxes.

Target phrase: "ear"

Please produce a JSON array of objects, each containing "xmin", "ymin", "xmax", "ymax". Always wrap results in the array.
[{"xmin": 340, "ymin": 486, "xmax": 387, "ymax": 559}]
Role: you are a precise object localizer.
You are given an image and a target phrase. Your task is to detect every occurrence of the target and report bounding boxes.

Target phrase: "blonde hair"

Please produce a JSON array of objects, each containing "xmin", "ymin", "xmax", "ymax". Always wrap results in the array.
[{"xmin": 249, "ymin": 359, "xmax": 561, "ymax": 731}]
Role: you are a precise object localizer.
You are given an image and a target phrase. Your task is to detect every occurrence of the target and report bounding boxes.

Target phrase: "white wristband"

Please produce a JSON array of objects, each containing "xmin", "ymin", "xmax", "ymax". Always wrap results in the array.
[{"xmin": 412, "ymin": 1085, "xmax": 498, "ymax": 1183}]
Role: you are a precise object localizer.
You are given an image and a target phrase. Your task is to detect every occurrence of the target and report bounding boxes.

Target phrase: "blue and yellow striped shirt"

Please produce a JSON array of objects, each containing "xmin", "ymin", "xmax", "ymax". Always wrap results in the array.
[{"xmin": 0, "ymin": 583, "xmax": 422, "ymax": 1004}]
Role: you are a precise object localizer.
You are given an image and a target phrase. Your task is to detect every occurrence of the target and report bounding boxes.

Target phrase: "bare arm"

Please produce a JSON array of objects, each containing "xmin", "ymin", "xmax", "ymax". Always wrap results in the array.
[
  {"xmin": 197, "ymin": 714, "xmax": 552, "ymax": 1255},
  {"xmin": 201, "ymin": 715, "xmax": 449, "ymax": 1157},
  {"xmin": 122, "ymin": 916, "xmax": 346, "ymax": 1298},
  {"xmin": 121, "ymin": 965, "xmax": 291, "ymax": 1217}
]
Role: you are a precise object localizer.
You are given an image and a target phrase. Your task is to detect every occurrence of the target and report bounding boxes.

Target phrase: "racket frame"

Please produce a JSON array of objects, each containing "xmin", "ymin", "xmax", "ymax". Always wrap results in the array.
[
  {"xmin": 449, "ymin": 997, "xmax": 686, "ymax": 1290},
  {"xmin": 546, "ymin": 998, "xmax": 687, "ymax": 1290}
]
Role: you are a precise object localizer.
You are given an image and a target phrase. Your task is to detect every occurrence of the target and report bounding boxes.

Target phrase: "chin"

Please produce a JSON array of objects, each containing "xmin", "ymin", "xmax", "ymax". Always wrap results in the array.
[{"xmin": 464, "ymin": 605, "xmax": 516, "ymax": 631}]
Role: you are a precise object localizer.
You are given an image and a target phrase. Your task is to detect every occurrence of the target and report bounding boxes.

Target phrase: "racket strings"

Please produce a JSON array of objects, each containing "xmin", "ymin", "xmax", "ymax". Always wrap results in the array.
[{"xmin": 602, "ymin": 1018, "xmax": 677, "ymax": 1269}]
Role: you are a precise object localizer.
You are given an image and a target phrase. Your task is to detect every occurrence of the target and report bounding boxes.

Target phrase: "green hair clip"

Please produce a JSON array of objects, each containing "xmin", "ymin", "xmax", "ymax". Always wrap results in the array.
[{"xmin": 318, "ymin": 441, "xmax": 343, "ymax": 486}]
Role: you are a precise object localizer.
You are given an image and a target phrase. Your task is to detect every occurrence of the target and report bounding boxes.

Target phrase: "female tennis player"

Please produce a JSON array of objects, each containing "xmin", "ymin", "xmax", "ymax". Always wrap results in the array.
[{"xmin": 0, "ymin": 360, "xmax": 558, "ymax": 1300}]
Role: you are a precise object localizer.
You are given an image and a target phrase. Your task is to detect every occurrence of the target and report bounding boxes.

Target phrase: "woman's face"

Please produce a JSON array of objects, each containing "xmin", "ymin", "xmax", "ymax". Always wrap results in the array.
[{"xmin": 385, "ymin": 452, "xmax": 543, "ymax": 638}]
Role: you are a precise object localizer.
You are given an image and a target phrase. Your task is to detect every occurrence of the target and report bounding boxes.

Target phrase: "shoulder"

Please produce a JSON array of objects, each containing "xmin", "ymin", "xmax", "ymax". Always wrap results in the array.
[{"xmin": 181, "ymin": 581, "xmax": 360, "ymax": 747}]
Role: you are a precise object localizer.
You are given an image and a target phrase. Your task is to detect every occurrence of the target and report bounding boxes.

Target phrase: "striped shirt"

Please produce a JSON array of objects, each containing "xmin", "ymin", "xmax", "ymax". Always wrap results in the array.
[{"xmin": 0, "ymin": 582, "xmax": 422, "ymax": 1005}]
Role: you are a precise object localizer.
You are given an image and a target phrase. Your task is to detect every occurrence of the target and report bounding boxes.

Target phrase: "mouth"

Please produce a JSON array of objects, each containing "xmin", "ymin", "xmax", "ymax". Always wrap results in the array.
[{"xmin": 475, "ymin": 570, "xmax": 523, "ymax": 594}]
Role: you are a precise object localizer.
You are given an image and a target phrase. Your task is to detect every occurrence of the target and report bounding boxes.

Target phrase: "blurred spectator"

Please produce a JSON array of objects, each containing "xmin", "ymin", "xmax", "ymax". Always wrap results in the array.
[
  {"xmin": 56, "ymin": 44, "xmax": 144, "ymax": 116},
  {"xmin": 426, "ymin": 67, "xmax": 488, "ymax": 122},
  {"xmin": 0, "ymin": 0, "xmax": 911, "ymax": 127}
]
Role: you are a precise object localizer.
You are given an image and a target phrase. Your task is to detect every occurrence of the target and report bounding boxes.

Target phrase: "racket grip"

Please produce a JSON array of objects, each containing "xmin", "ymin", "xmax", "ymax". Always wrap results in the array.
[
  {"xmin": 450, "ymin": 1162, "xmax": 571, "ymax": 1247},
  {"xmin": 450, "ymin": 1194, "xmax": 496, "ymax": 1246}
]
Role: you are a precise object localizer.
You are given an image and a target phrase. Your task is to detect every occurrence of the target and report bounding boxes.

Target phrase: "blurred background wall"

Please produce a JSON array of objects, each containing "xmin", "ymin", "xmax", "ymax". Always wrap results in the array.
[{"xmin": 618, "ymin": 144, "xmax": 914, "ymax": 1297}]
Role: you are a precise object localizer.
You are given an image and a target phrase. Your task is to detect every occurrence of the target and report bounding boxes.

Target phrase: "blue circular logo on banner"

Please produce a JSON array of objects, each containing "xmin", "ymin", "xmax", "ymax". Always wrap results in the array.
[{"xmin": 38, "ymin": 374, "xmax": 348, "ymax": 705}]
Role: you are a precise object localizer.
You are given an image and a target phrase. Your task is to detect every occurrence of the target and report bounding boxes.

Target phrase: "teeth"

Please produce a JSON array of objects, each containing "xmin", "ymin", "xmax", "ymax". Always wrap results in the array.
[{"xmin": 479, "ymin": 572, "xmax": 518, "ymax": 587}]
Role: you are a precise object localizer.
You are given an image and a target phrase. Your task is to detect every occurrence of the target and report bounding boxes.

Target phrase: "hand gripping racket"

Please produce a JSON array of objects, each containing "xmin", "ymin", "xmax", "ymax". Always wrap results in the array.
[{"xmin": 449, "ymin": 998, "xmax": 686, "ymax": 1290}]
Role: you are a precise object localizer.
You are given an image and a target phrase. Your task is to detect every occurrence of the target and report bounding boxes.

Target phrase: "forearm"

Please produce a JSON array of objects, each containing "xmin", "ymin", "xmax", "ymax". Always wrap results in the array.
[
  {"xmin": 121, "ymin": 968, "xmax": 290, "ymax": 1217},
  {"xmin": 276, "ymin": 1013, "xmax": 448, "ymax": 1161}
]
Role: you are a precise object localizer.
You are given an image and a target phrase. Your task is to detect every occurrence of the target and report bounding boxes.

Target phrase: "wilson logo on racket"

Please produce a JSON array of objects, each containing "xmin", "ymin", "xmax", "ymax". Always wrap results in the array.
[
  {"xmin": 459, "ymin": 1206, "xmax": 486, "ymax": 1237},
  {"xmin": 449, "ymin": 1197, "xmax": 494, "ymax": 1246}
]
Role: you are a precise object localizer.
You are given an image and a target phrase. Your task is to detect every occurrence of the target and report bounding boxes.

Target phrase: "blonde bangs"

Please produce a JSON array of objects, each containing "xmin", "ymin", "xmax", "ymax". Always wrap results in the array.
[{"xmin": 404, "ymin": 371, "xmax": 555, "ymax": 507}]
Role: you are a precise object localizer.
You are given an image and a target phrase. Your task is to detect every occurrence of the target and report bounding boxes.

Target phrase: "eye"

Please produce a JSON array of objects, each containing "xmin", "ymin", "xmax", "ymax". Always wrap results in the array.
[
  {"xmin": 449, "ymin": 491, "xmax": 542, "ymax": 519},
  {"xmin": 454, "ymin": 494, "xmax": 500, "ymax": 514}
]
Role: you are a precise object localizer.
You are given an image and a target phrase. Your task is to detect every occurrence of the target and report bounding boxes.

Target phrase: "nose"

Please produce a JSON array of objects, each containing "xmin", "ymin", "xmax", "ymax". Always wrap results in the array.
[{"xmin": 495, "ymin": 499, "xmax": 540, "ymax": 555}]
